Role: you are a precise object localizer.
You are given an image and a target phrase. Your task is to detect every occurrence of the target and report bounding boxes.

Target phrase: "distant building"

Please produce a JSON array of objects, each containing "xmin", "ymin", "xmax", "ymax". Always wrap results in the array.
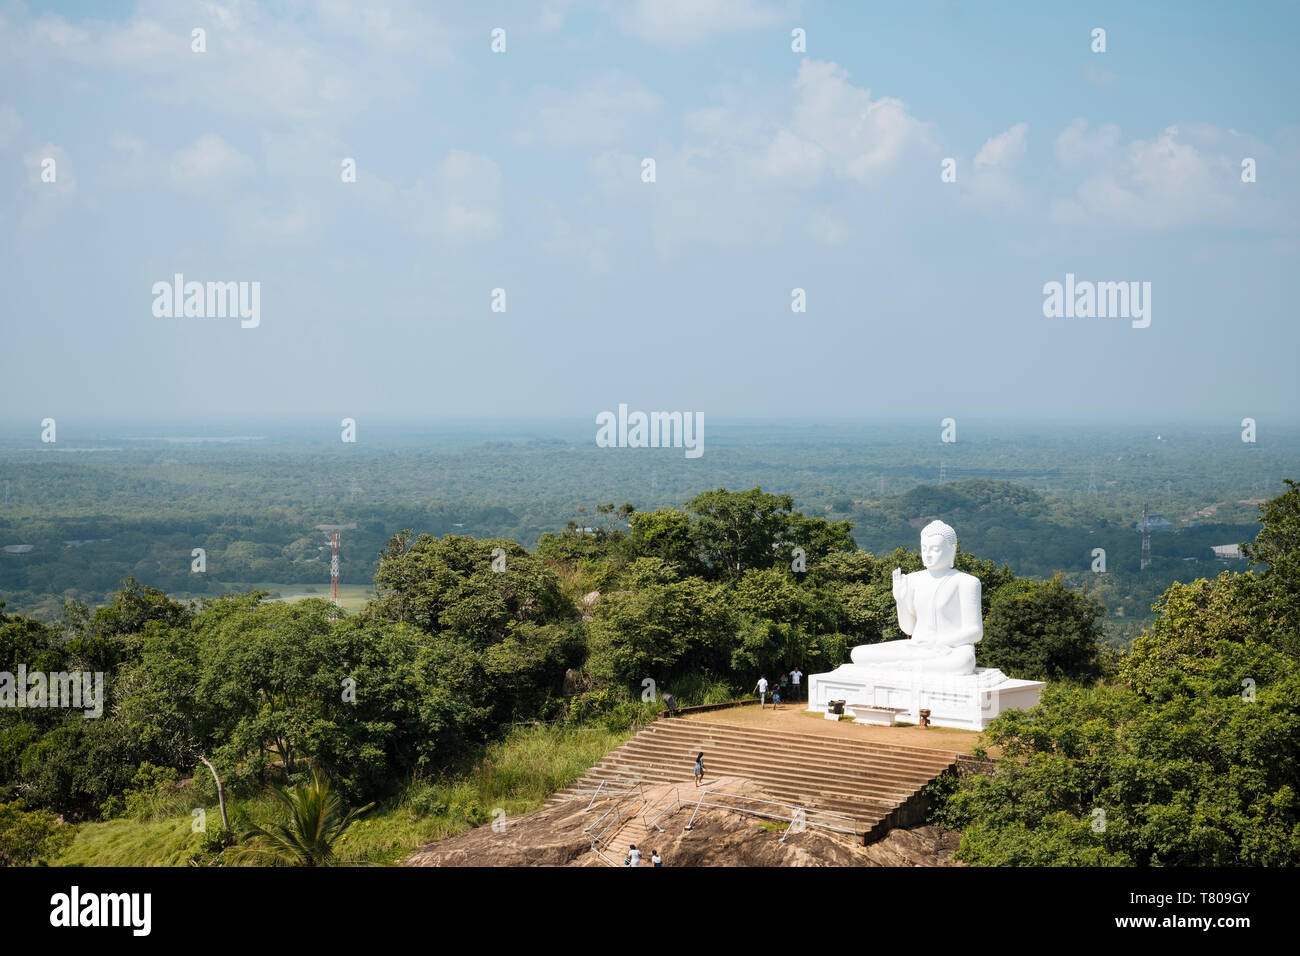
[
  {"xmin": 1210, "ymin": 544, "xmax": 1242, "ymax": 560},
  {"xmin": 1134, "ymin": 514, "xmax": 1174, "ymax": 532}
]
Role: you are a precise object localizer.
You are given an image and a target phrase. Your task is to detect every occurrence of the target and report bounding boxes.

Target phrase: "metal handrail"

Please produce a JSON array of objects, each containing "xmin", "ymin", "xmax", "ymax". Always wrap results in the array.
[
  {"xmin": 583, "ymin": 771, "xmax": 643, "ymax": 811},
  {"xmin": 585, "ymin": 780, "xmax": 646, "ymax": 835},
  {"xmin": 587, "ymin": 780, "xmax": 652, "ymax": 864},
  {"xmin": 706, "ymin": 790, "xmax": 858, "ymax": 827},
  {"xmin": 588, "ymin": 789, "xmax": 646, "ymax": 861},
  {"xmin": 685, "ymin": 787, "xmax": 709, "ymax": 831},
  {"xmin": 665, "ymin": 787, "xmax": 858, "ymax": 842},
  {"xmin": 641, "ymin": 788, "xmax": 681, "ymax": 832},
  {"xmin": 590, "ymin": 844, "xmax": 622, "ymax": 867},
  {"xmin": 584, "ymin": 799, "xmax": 621, "ymax": 835}
]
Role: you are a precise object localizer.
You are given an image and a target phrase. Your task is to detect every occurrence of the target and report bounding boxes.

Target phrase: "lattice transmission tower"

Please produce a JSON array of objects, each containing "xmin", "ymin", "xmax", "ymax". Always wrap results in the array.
[{"xmin": 315, "ymin": 523, "xmax": 357, "ymax": 607}]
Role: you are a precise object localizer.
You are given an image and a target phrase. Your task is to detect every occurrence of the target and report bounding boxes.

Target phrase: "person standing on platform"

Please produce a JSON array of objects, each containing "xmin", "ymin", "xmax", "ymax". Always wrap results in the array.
[
  {"xmin": 693, "ymin": 752, "xmax": 705, "ymax": 787},
  {"xmin": 754, "ymin": 675, "xmax": 769, "ymax": 708},
  {"xmin": 790, "ymin": 666, "xmax": 803, "ymax": 701}
]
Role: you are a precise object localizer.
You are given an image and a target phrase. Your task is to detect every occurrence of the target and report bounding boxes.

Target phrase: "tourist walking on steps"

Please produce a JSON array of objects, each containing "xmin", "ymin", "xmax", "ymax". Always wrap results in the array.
[
  {"xmin": 652, "ymin": 849, "xmax": 663, "ymax": 867},
  {"xmin": 755, "ymin": 675, "xmax": 769, "ymax": 708},
  {"xmin": 694, "ymin": 751, "xmax": 704, "ymax": 787},
  {"xmin": 790, "ymin": 666, "xmax": 803, "ymax": 701},
  {"xmin": 627, "ymin": 844, "xmax": 641, "ymax": 866}
]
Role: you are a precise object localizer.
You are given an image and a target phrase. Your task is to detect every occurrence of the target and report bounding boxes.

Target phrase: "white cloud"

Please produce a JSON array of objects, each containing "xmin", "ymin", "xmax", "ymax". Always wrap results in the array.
[
  {"xmin": 752, "ymin": 127, "xmax": 826, "ymax": 181},
  {"xmin": 1049, "ymin": 122, "xmax": 1248, "ymax": 230},
  {"xmin": 250, "ymin": 201, "xmax": 315, "ymax": 237},
  {"xmin": 558, "ymin": 58, "xmax": 935, "ymax": 259},
  {"xmin": 170, "ymin": 134, "xmax": 256, "ymax": 186},
  {"xmin": 588, "ymin": 150, "xmax": 642, "ymax": 195},
  {"xmin": 2, "ymin": 2, "xmax": 442, "ymax": 127},
  {"xmin": 786, "ymin": 59, "xmax": 932, "ymax": 183},
  {"xmin": 420, "ymin": 150, "xmax": 503, "ymax": 241},
  {"xmin": 974, "ymin": 122, "xmax": 1027, "ymax": 168},
  {"xmin": 103, "ymin": 131, "xmax": 163, "ymax": 187},
  {"xmin": 316, "ymin": 0, "xmax": 455, "ymax": 64},
  {"xmin": 1054, "ymin": 118, "xmax": 1121, "ymax": 169},
  {"xmin": 523, "ymin": 73, "xmax": 662, "ymax": 148},
  {"xmin": 619, "ymin": 0, "xmax": 794, "ymax": 46},
  {"xmin": 961, "ymin": 122, "xmax": 1029, "ymax": 210}
]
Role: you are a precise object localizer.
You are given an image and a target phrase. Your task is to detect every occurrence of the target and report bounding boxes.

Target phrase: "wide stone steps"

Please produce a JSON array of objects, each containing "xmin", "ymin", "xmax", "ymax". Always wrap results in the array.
[
  {"xmin": 631, "ymin": 718, "xmax": 959, "ymax": 768},
  {"xmin": 587, "ymin": 754, "xmax": 903, "ymax": 810},
  {"xmin": 608, "ymin": 732, "xmax": 948, "ymax": 791},
  {"xmin": 562, "ymin": 721, "xmax": 954, "ymax": 802},
  {"xmin": 595, "ymin": 819, "xmax": 657, "ymax": 867},
  {"xmin": 550, "ymin": 717, "xmax": 961, "ymax": 843}
]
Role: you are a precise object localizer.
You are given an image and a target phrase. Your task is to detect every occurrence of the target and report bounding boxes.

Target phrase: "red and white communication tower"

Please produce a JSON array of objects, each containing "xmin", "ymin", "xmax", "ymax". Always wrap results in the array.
[{"xmin": 315, "ymin": 523, "xmax": 357, "ymax": 607}]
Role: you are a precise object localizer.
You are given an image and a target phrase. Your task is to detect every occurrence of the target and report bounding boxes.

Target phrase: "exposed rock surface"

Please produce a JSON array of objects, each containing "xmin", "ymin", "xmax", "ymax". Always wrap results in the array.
[{"xmin": 406, "ymin": 777, "xmax": 961, "ymax": 868}]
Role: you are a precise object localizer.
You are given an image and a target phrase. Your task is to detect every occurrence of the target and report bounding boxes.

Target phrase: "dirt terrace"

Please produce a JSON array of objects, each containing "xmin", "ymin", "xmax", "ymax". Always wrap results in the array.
[{"xmin": 682, "ymin": 703, "xmax": 988, "ymax": 755}]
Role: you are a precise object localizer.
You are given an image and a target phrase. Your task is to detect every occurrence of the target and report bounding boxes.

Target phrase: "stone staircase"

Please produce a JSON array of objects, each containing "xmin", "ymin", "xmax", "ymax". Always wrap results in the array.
[
  {"xmin": 551, "ymin": 718, "xmax": 961, "ymax": 844},
  {"xmin": 592, "ymin": 804, "xmax": 648, "ymax": 866}
]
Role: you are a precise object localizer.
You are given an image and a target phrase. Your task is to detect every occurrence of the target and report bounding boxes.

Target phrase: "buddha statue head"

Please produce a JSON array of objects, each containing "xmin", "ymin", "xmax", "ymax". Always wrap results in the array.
[{"xmin": 919, "ymin": 520, "xmax": 957, "ymax": 570}]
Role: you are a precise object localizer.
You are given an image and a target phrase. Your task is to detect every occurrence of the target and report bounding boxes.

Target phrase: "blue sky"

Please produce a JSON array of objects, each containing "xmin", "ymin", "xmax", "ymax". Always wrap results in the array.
[{"xmin": 1, "ymin": 0, "xmax": 1297, "ymax": 425}]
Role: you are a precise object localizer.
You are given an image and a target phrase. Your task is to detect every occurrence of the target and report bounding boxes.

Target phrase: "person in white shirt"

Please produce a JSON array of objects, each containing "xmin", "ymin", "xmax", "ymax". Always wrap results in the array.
[
  {"xmin": 754, "ymin": 675, "xmax": 769, "ymax": 708},
  {"xmin": 789, "ymin": 667, "xmax": 802, "ymax": 701},
  {"xmin": 627, "ymin": 844, "xmax": 641, "ymax": 866}
]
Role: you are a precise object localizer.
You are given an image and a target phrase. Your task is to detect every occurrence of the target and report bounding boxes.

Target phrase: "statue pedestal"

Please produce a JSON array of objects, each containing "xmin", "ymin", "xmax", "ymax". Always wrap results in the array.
[{"xmin": 806, "ymin": 664, "xmax": 1045, "ymax": 732}]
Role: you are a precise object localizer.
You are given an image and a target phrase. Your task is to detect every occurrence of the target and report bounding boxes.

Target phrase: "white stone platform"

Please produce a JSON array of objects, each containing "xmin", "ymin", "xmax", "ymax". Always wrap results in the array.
[{"xmin": 807, "ymin": 664, "xmax": 1045, "ymax": 732}]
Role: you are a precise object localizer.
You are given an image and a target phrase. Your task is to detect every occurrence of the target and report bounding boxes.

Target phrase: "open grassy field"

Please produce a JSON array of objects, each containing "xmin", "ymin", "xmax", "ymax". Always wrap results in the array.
[
  {"xmin": 54, "ymin": 722, "xmax": 633, "ymax": 866},
  {"xmin": 255, "ymin": 583, "xmax": 375, "ymax": 613},
  {"xmin": 167, "ymin": 582, "xmax": 376, "ymax": 613}
]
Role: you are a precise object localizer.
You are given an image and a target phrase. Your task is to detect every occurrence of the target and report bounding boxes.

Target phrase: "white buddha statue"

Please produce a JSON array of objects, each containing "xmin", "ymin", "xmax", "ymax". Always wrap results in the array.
[{"xmin": 849, "ymin": 520, "xmax": 982, "ymax": 675}]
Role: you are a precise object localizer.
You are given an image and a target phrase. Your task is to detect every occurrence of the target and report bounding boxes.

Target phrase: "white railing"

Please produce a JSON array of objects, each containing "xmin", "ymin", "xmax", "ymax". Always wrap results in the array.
[
  {"xmin": 643, "ymin": 787, "xmax": 858, "ymax": 843},
  {"xmin": 586, "ymin": 781, "xmax": 647, "ymax": 864},
  {"xmin": 581, "ymin": 772, "xmax": 645, "ymax": 811}
]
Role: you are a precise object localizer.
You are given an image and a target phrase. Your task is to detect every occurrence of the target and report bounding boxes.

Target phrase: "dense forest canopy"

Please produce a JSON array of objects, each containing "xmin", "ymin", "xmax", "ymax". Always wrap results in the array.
[
  {"xmin": 1, "ymin": 420, "xmax": 1289, "ymax": 646},
  {"xmin": 2, "ymin": 478, "xmax": 1297, "ymax": 866}
]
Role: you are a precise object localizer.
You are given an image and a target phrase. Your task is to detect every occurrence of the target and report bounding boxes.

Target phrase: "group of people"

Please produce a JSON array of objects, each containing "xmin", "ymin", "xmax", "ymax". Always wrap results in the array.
[
  {"xmin": 624, "ymin": 845, "xmax": 662, "ymax": 866},
  {"xmin": 753, "ymin": 667, "xmax": 803, "ymax": 709}
]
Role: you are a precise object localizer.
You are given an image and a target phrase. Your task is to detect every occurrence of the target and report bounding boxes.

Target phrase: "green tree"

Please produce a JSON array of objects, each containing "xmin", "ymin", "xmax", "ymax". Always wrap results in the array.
[
  {"xmin": 1241, "ymin": 477, "xmax": 1300, "ymax": 657},
  {"xmin": 0, "ymin": 799, "xmax": 74, "ymax": 865},
  {"xmin": 229, "ymin": 771, "xmax": 374, "ymax": 867},
  {"xmin": 369, "ymin": 533, "xmax": 571, "ymax": 645},
  {"xmin": 586, "ymin": 560, "xmax": 733, "ymax": 686},
  {"xmin": 628, "ymin": 508, "xmax": 701, "ymax": 572},
  {"xmin": 685, "ymin": 487, "xmax": 853, "ymax": 579},
  {"xmin": 979, "ymin": 575, "xmax": 1105, "ymax": 681}
]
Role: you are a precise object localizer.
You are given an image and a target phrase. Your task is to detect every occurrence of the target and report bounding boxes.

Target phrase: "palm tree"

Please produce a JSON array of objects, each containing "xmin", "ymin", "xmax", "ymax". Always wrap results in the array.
[{"xmin": 229, "ymin": 770, "xmax": 374, "ymax": 866}]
